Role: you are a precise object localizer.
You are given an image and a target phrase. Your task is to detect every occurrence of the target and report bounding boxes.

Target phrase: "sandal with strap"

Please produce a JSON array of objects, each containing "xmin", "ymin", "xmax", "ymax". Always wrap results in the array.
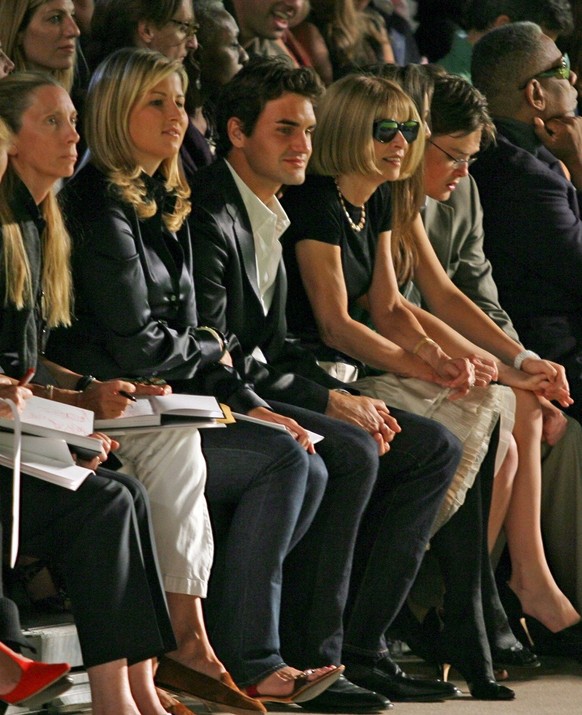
[{"xmin": 244, "ymin": 665, "xmax": 344, "ymax": 704}]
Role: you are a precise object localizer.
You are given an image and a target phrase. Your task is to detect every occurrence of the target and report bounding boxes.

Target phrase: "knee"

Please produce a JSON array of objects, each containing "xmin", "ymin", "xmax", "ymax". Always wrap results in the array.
[
  {"xmin": 77, "ymin": 474, "xmax": 139, "ymax": 533},
  {"xmin": 306, "ymin": 452, "xmax": 329, "ymax": 503},
  {"xmin": 428, "ymin": 421, "xmax": 463, "ymax": 469},
  {"xmin": 270, "ymin": 436, "xmax": 319, "ymax": 495}
]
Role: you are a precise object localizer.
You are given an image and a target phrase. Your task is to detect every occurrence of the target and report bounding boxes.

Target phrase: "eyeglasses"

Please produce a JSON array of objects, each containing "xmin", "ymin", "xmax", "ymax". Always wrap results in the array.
[
  {"xmin": 373, "ymin": 119, "xmax": 420, "ymax": 144},
  {"xmin": 428, "ymin": 139, "xmax": 479, "ymax": 167},
  {"xmin": 168, "ymin": 19, "xmax": 200, "ymax": 38},
  {"xmin": 518, "ymin": 54, "xmax": 572, "ymax": 90}
]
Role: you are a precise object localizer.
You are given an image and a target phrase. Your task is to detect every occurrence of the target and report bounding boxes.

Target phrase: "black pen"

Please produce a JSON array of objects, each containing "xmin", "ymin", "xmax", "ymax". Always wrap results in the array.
[{"xmin": 119, "ymin": 389, "xmax": 137, "ymax": 402}]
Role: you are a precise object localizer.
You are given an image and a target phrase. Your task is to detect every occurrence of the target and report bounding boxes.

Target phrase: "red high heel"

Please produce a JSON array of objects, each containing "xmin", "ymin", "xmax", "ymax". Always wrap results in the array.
[{"xmin": 0, "ymin": 640, "xmax": 71, "ymax": 706}]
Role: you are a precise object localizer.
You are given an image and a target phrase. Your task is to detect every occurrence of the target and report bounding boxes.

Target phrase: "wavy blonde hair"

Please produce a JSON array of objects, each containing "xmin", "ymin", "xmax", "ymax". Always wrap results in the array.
[
  {"xmin": 84, "ymin": 47, "xmax": 190, "ymax": 232},
  {"xmin": 0, "ymin": 73, "xmax": 72, "ymax": 326},
  {"xmin": 309, "ymin": 73, "xmax": 425, "ymax": 283},
  {"xmin": 0, "ymin": 0, "xmax": 77, "ymax": 92}
]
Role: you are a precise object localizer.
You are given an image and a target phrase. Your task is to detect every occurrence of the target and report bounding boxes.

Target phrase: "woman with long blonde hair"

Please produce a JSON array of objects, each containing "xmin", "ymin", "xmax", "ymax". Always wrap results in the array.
[
  {"xmin": 47, "ymin": 46, "xmax": 342, "ymax": 706},
  {"xmin": 0, "ymin": 0, "xmax": 79, "ymax": 93},
  {"xmin": 0, "ymin": 71, "xmax": 185, "ymax": 715}
]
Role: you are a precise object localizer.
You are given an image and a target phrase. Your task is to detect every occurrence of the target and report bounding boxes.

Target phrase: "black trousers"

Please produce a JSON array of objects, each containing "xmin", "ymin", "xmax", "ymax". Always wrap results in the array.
[
  {"xmin": 0, "ymin": 521, "xmax": 28, "ymax": 652},
  {"xmin": 0, "ymin": 467, "xmax": 176, "ymax": 668}
]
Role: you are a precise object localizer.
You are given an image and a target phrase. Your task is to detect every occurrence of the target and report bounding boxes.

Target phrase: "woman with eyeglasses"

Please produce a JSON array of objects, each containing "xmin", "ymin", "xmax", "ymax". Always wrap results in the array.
[{"xmin": 280, "ymin": 72, "xmax": 570, "ymax": 699}]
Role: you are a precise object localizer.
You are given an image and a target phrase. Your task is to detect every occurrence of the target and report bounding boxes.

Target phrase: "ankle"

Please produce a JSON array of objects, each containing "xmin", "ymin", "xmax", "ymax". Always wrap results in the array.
[{"xmin": 163, "ymin": 652, "xmax": 225, "ymax": 681}]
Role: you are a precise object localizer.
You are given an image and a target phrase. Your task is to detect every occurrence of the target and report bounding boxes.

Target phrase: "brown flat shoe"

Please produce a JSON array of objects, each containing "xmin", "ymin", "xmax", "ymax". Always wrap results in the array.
[
  {"xmin": 156, "ymin": 686, "xmax": 196, "ymax": 714},
  {"xmin": 155, "ymin": 657, "xmax": 266, "ymax": 714}
]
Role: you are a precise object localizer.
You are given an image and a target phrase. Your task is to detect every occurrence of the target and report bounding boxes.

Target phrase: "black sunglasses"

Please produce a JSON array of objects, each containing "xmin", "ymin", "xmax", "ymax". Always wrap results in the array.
[{"xmin": 373, "ymin": 119, "xmax": 421, "ymax": 144}]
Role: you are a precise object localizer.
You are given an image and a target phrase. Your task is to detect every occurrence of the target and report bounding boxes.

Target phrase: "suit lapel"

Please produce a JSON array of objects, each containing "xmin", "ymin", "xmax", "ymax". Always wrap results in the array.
[{"xmin": 216, "ymin": 161, "xmax": 263, "ymax": 305}]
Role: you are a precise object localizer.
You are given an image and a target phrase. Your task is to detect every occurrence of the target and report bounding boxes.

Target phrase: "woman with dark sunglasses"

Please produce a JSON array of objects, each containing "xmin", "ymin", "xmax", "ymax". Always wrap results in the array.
[{"xmin": 281, "ymin": 72, "xmax": 569, "ymax": 700}]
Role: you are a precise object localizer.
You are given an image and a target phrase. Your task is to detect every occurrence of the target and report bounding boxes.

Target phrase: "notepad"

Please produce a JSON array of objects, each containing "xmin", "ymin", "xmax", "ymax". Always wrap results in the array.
[
  {"xmin": 94, "ymin": 393, "xmax": 225, "ymax": 430},
  {"xmin": 0, "ymin": 396, "xmax": 101, "ymax": 459},
  {"xmin": 0, "ymin": 433, "xmax": 92, "ymax": 490}
]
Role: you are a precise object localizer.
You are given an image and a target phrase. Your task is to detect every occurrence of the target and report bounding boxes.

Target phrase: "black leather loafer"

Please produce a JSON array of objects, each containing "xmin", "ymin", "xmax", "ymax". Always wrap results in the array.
[
  {"xmin": 300, "ymin": 674, "xmax": 392, "ymax": 712},
  {"xmin": 345, "ymin": 655, "xmax": 461, "ymax": 702}
]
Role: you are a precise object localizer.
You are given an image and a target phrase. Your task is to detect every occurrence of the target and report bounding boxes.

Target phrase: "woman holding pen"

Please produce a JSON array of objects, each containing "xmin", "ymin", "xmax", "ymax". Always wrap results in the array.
[
  {"xmin": 0, "ymin": 86, "xmax": 179, "ymax": 715},
  {"xmin": 46, "ymin": 47, "xmax": 348, "ymax": 704}
]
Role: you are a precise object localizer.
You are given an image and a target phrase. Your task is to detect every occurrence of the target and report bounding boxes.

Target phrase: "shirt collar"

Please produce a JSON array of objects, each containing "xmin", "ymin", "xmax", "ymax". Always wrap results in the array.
[
  {"xmin": 494, "ymin": 117, "xmax": 542, "ymax": 155},
  {"xmin": 225, "ymin": 160, "xmax": 290, "ymax": 239}
]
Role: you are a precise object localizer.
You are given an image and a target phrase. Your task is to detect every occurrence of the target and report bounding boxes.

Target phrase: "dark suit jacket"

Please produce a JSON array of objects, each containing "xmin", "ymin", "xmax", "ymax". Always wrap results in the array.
[
  {"xmin": 472, "ymin": 128, "xmax": 582, "ymax": 410},
  {"xmin": 48, "ymin": 161, "xmax": 267, "ymax": 413},
  {"xmin": 189, "ymin": 158, "xmax": 352, "ymax": 414}
]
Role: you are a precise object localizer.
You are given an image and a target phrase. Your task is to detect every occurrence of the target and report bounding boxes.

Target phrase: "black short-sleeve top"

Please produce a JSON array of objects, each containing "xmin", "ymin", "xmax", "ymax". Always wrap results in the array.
[{"xmin": 281, "ymin": 174, "xmax": 392, "ymax": 355}]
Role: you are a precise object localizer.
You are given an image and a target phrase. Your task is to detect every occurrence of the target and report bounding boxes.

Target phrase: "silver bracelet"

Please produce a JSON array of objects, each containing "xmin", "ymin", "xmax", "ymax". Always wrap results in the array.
[{"xmin": 513, "ymin": 349, "xmax": 540, "ymax": 370}]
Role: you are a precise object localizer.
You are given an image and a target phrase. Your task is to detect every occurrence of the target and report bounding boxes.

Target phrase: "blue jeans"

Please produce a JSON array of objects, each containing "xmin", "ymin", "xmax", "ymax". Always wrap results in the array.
[
  {"xmin": 273, "ymin": 401, "xmax": 380, "ymax": 668},
  {"xmin": 202, "ymin": 421, "xmax": 327, "ymax": 685}
]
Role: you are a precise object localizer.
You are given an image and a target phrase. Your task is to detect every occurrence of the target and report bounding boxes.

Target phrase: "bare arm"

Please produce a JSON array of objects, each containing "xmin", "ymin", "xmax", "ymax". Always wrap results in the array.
[
  {"xmin": 410, "ymin": 214, "xmax": 572, "ymax": 405},
  {"xmin": 295, "ymin": 237, "xmax": 442, "ymax": 381},
  {"xmin": 294, "ymin": 232, "xmax": 474, "ymax": 396}
]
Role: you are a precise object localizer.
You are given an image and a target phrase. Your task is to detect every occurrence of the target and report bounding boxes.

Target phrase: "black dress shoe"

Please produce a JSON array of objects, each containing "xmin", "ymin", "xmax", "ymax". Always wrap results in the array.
[
  {"xmin": 300, "ymin": 674, "xmax": 392, "ymax": 712},
  {"xmin": 345, "ymin": 655, "xmax": 461, "ymax": 702}
]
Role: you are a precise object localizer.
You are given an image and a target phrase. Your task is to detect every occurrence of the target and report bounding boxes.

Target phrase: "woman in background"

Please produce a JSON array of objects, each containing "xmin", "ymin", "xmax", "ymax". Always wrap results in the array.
[{"xmin": 0, "ymin": 0, "xmax": 80, "ymax": 93}]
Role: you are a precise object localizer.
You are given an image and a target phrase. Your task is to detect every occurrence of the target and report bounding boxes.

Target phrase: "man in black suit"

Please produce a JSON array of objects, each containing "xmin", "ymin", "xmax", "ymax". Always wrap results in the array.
[
  {"xmin": 471, "ymin": 21, "xmax": 582, "ymax": 421},
  {"xmin": 189, "ymin": 57, "xmax": 463, "ymax": 710}
]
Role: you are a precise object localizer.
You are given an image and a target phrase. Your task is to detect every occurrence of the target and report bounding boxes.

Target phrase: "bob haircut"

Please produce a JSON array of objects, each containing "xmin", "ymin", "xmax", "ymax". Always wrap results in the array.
[
  {"xmin": 0, "ymin": 0, "xmax": 77, "ymax": 92},
  {"xmin": 84, "ymin": 47, "xmax": 190, "ymax": 231},
  {"xmin": 0, "ymin": 71, "xmax": 72, "ymax": 325},
  {"xmin": 87, "ymin": 0, "xmax": 189, "ymax": 69},
  {"xmin": 309, "ymin": 73, "xmax": 425, "ymax": 180}
]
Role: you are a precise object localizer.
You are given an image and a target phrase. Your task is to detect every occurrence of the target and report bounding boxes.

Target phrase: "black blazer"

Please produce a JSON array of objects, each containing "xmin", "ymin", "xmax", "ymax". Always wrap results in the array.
[
  {"xmin": 189, "ymin": 158, "xmax": 352, "ymax": 414},
  {"xmin": 472, "ymin": 130, "xmax": 582, "ymax": 364},
  {"xmin": 48, "ymin": 161, "xmax": 267, "ymax": 413}
]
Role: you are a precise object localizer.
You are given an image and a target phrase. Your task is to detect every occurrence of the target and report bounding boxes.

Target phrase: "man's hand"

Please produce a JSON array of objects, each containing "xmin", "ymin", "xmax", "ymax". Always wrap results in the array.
[
  {"xmin": 326, "ymin": 391, "xmax": 400, "ymax": 455},
  {"xmin": 74, "ymin": 431, "xmax": 120, "ymax": 470},
  {"xmin": 247, "ymin": 406, "xmax": 315, "ymax": 453},
  {"xmin": 533, "ymin": 115, "xmax": 582, "ymax": 189}
]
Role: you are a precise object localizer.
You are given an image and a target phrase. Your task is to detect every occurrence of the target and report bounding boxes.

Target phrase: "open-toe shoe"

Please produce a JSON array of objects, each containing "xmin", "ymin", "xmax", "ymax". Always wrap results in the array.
[{"xmin": 244, "ymin": 665, "xmax": 344, "ymax": 704}]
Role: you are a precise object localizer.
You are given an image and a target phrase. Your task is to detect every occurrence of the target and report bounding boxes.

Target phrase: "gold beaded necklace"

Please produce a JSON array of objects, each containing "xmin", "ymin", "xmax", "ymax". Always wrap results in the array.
[{"xmin": 334, "ymin": 178, "xmax": 366, "ymax": 232}]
